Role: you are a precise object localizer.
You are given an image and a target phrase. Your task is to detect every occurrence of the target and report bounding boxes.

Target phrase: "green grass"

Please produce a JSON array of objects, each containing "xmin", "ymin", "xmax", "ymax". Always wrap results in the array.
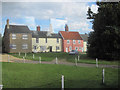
[
  {"xmin": 2, "ymin": 62, "xmax": 119, "ymax": 88},
  {"xmin": 9, "ymin": 52, "xmax": 119, "ymax": 65}
]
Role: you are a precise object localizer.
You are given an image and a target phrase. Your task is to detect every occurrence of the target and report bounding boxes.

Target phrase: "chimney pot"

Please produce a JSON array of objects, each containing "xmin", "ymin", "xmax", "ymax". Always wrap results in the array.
[
  {"xmin": 7, "ymin": 19, "xmax": 9, "ymax": 29},
  {"xmin": 37, "ymin": 26, "xmax": 40, "ymax": 31},
  {"xmin": 65, "ymin": 24, "xmax": 69, "ymax": 31}
]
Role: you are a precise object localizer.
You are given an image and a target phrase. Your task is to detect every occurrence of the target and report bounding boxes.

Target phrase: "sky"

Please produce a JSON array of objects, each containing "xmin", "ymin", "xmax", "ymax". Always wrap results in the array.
[{"xmin": 0, "ymin": 0, "xmax": 100, "ymax": 35}]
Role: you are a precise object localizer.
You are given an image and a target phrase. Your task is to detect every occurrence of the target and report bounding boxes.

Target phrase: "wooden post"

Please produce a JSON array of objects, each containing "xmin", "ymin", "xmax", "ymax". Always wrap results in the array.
[
  {"xmin": 23, "ymin": 57, "xmax": 25, "ymax": 63},
  {"xmin": 61, "ymin": 75, "xmax": 64, "ymax": 89},
  {"xmin": 78, "ymin": 55, "xmax": 79, "ymax": 61},
  {"xmin": 56, "ymin": 57, "xmax": 58, "ymax": 64},
  {"xmin": 0, "ymin": 85, "xmax": 3, "ymax": 90},
  {"xmin": 33, "ymin": 54, "xmax": 34, "ymax": 59},
  {"xmin": 75, "ymin": 57, "xmax": 77, "ymax": 66},
  {"xmin": 39, "ymin": 57, "xmax": 41, "ymax": 63},
  {"xmin": 96, "ymin": 58, "xmax": 98, "ymax": 67},
  {"xmin": 102, "ymin": 68, "xmax": 105, "ymax": 84},
  {"xmin": 19, "ymin": 52, "xmax": 20, "ymax": 56},
  {"xmin": 25, "ymin": 53, "xmax": 26, "ymax": 57},
  {"xmin": 8, "ymin": 55, "xmax": 10, "ymax": 62}
]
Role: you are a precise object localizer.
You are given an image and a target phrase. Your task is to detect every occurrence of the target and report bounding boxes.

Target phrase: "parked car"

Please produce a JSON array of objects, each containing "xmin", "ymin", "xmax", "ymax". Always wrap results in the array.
[{"xmin": 69, "ymin": 50, "xmax": 79, "ymax": 55}]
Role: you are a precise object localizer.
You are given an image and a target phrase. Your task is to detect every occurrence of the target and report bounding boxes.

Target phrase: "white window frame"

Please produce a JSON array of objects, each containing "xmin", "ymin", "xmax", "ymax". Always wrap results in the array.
[
  {"xmin": 10, "ymin": 44, "xmax": 16, "ymax": 49},
  {"xmin": 56, "ymin": 46, "xmax": 60, "ymax": 50},
  {"xmin": 22, "ymin": 44, "xmax": 28, "ymax": 49},
  {"xmin": 79, "ymin": 47, "xmax": 81, "ymax": 50},
  {"xmin": 12, "ymin": 34, "xmax": 16, "ymax": 39},
  {"xmin": 36, "ymin": 38, "xmax": 39, "ymax": 43},
  {"xmin": 22, "ymin": 34, "xmax": 28, "ymax": 39},
  {"xmin": 57, "ymin": 38, "xmax": 59, "ymax": 43},
  {"xmin": 78, "ymin": 40, "xmax": 80, "ymax": 44},
  {"xmin": 67, "ymin": 40, "xmax": 70, "ymax": 44},
  {"xmin": 73, "ymin": 40, "xmax": 76, "ymax": 44},
  {"xmin": 69, "ymin": 46, "xmax": 72, "ymax": 51},
  {"xmin": 75, "ymin": 47, "xmax": 78, "ymax": 51}
]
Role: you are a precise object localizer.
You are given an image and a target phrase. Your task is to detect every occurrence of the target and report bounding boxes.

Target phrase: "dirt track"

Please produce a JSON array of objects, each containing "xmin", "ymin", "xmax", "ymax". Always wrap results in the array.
[{"xmin": 1, "ymin": 54, "xmax": 120, "ymax": 69}]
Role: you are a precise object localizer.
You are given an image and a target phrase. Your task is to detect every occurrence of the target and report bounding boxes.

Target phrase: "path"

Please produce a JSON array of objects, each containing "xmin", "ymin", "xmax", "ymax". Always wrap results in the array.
[{"xmin": 1, "ymin": 54, "xmax": 120, "ymax": 69}]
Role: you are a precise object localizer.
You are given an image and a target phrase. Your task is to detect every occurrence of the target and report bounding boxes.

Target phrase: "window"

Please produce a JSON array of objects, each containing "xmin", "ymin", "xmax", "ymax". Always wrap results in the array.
[
  {"xmin": 79, "ymin": 47, "xmax": 81, "ymax": 50},
  {"xmin": 69, "ymin": 46, "xmax": 72, "ymax": 51},
  {"xmin": 46, "ymin": 38, "xmax": 47, "ymax": 43},
  {"xmin": 78, "ymin": 40, "xmax": 80, "ymax": 44},
  {"xmin": 75, "ymin": 47, "xmax": 78, "ymax": 51},
  {"xmin": 22, "ymin": 34, "xmax": 28, "ymax": 39},
  {"xmin": 56, "ymin": 46, "xmax": 60, "ymax": 50},
  {"xmin": 73, "ymin": 40, "xmax": 75, "ymax": 44},
  {"xmin": 67, "ymin": 40, "xmax": 70, "ymax": 44},
  {"xmin": 22, "ymin": 44, "xmax": 28, "ymax": 49},
  {"xmin": 34, "ymin": 46, "xmax": 37, "ymax": 50},
  {"xmin": 12, "ymin": 34, "xmax": 16, "ymax": 39},
  {"xmin": 40, "ymin": 46, "xmax": 46, "ymax": 51},
  {"xmin": 10, "ymin": 44, "xmax": 16, "ymax": 49},
  {"xmin": 57, "ymin": 38, "xmax": 59, "ymax": 43},
  {"xmin": 36, "ymin": 38, "xmax": 39, "ymax": 43}
]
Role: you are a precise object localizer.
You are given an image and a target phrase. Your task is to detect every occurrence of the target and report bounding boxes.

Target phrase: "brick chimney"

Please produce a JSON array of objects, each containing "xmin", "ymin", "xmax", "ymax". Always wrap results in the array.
[
  {"xmin": 65, "ymin": 24, "xmax": 69, "ymax": 31},
  {"xmin": 7, "ymin": 19, "xmax": 9, "ymax": 29},
  {"xmin": 37, "ymin": 26, "xmax": 40, "ymax": 31}
]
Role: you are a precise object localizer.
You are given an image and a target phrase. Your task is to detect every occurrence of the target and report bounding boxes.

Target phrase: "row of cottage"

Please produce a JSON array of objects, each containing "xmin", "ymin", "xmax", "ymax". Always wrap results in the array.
[{"xmin": 3, "ymin": 19, "xmax": 88, "ymax": 53}]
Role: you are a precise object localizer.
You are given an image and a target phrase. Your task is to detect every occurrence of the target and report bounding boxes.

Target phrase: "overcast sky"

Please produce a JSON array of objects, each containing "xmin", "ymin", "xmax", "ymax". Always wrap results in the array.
[{"xmin": 1, "ymin": 0, "xmax": 99, "ymax": 35}]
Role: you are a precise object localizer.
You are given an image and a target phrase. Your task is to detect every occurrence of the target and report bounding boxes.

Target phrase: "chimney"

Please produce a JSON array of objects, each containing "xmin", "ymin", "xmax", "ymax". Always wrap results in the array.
[
  {"xmin": 7, "ymin": 19, "xmax": 9, "ymax": 29},
  {"xmin": 65, "ymin": 24, "xmax": 69, "ymax": 31},
  {"xmin": 37, "ymin": 26, "xmax": 40, "ymax": 31}
]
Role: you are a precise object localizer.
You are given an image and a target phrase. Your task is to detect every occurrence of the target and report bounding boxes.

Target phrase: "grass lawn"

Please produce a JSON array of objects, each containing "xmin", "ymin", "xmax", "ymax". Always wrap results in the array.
[
  {"xmin": 2, "ymin": 62, "xmax": 119, "ymax": 88},
  {"xmin": 9, "ymin": 52, "xmax": 119, "ymax": 65}
]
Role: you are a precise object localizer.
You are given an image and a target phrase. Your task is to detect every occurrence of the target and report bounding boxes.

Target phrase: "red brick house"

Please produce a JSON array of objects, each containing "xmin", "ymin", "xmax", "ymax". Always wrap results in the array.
[{"xmin": 59, "ymin": 24, "xmax": 83, "ymax": 52}]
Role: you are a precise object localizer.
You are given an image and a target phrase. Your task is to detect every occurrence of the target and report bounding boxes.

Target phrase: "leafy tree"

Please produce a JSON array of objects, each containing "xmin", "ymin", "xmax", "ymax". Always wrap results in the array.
[{"xmin": 87, "ymin": 1, "xmax": 120, "ymax": 60}]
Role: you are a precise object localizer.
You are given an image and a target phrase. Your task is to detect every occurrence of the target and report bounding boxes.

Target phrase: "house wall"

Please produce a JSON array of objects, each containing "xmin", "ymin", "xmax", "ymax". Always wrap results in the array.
[
  {"xmin": 83, "ymin": 41, "xmax": 87, "ymax": 52},
  {"xmin": 63, "ymin": 40, "xmax": 83, "ymax": 52},
  {"xmin": 9, "ymin": 33, "xmax": 32, "ymax": 53},
  {"xmin": 32, "ymin": 38, "xmax": 62, "ymax": 52},
  {"xmin": 3, "ymin": 32, "xmax": 10, "ymax": 53}
]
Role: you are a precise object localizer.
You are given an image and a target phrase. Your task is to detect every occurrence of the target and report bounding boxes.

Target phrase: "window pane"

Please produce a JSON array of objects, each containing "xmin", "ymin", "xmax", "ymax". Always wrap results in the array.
[
  {"xmin": 22, "ymin": 35, "xmax": 28, "ymax": 39},
  {"xmin": 22, "ymin": 44, "xmax": 28, "ymax": 49},
  {"xmin": 12, "ymin": 34, "xmax": 16, "ymax": 39}
]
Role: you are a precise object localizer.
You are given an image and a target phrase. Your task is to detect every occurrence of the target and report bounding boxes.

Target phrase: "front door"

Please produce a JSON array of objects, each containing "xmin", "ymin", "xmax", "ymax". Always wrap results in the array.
[
  {"xmin": 66, "ymin": 48, "xmax": 68, "ymax": 52},
  {"xmin": 50, "ymin": 46, "xmax": 52, "ymax": 52}
]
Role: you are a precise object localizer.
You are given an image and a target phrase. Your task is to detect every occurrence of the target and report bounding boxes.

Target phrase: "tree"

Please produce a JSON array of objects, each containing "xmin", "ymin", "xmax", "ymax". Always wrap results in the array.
[{"xmin": 87, "ymin": 1, "xmax": 120, "ymax": 60}]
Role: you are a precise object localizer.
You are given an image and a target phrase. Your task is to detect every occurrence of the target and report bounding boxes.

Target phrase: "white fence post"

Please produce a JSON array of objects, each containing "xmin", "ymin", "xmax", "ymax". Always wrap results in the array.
[
  {"xmin": 96, "ymin": 58, "xmax": 98, "ymax": 67},
  {"xmin": 0, "ymin": 85, "xmax": 3, "ymax": 90},
  {"xmin": 25, "ymin": 53, "xmax": 26, "ymax": 57},
  {"xmin": 33, "ymin": 54, "xmax": 34, "ymax": 59},
  {"xmin": 78, "ymin": 55, "xmax": 79, "ymax": 61},
  {"xmin": 56, "ymin": 57, "xmax": 58, "ymax": 64},
  {"xmin": 23, "ymin": 57, "xmax": 25, "ymax": 63},
  {"xmin": 39, "ymin": 57, "xmax": 41, "ymax": 64},
  {"xmin": 19, "ymin": 52, "xmax": 20, "ymax": 56},
  {"xmin": 75, "ymin": 57, "xmax": 77, "ymax": 66},
  {"xmin": 8, "ymin": 55, "xmax": 10, "ymax": 62},
  {"xmin": 102, "ymin": 68, "xmax": 105, "ymax": 84},
  {"xmin": 61, "ymin": 75, "xmax": 64, "ymax": 89}
]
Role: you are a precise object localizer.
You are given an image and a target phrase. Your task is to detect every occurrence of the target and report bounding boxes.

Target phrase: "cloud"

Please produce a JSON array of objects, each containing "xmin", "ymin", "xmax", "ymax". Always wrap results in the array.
[
  {"xmin": 90, "ymin": 4, "xmax": 99, "ymax": 13},
  {"xmin": 10, "ymin": 16, "xmax": 36, "ymax": 30},
  {"xmin": 2, "ymin": 2, "xmax": 99, "ymax": 34}
]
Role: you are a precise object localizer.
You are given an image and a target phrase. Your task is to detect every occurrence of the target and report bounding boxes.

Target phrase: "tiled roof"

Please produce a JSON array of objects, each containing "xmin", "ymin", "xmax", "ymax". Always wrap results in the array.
[
  {"xmin": 31, "ymin": 31, "xmax": 61, "ymax": 38},
  {"xmin": 5, "ymin": 25, "xmax": 31, "ymax": 33},
  {"xmin": 59, "ymin": 31, "xmax": 83, "ymax": 40},
  {"xmin": 80, "ymin": 34, "xmax": 88, "ymax": 41}
]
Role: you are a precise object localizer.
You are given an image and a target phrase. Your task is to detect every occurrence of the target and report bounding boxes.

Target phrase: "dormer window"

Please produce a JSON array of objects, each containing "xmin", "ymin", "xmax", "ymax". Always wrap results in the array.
[
  {"xmin": 22, "ymin": 34, "xmax": 28, "ymax": 39},
  {"xmin": 12, "ymin": 34, "xmax": 16, "ymax": 39}
]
